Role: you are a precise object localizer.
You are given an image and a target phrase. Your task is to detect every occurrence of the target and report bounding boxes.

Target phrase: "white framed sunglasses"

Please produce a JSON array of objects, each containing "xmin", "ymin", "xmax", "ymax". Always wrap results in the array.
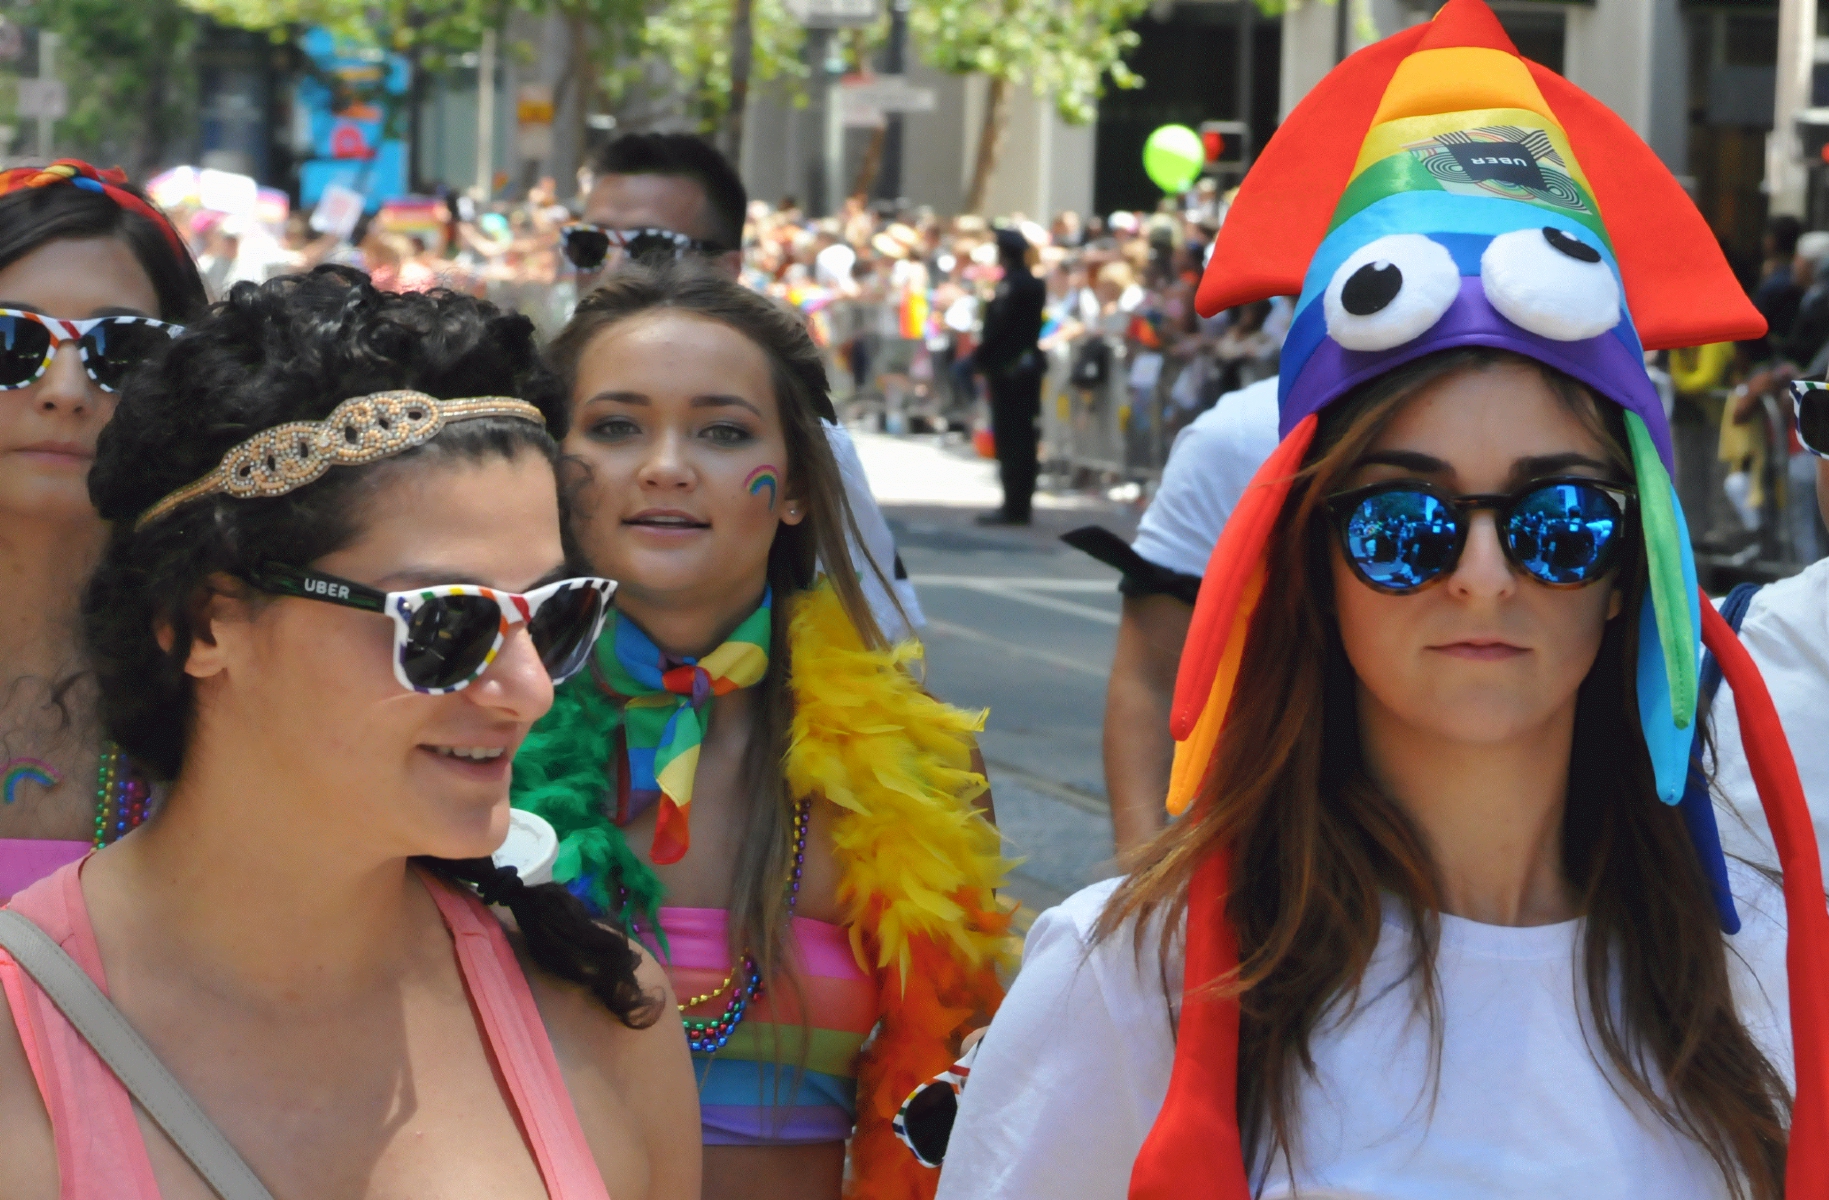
[
  {"xmin": 0, "ymin": 309, "xmax": 182, "ymax": 392},
  {"xmin": 248, "ymin": 562, "xmax": 616, "ymax": 695}
]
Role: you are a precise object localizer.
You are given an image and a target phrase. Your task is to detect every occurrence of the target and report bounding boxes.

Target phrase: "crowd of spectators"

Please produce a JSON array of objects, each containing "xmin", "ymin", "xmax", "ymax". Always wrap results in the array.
[
  {"xmin": 167, "ymin": 176, "xmax": 583, "ymax": 339},
  {"xmin": 736, "ymin": 190, "xmax": 1287, "ymax": 446},
  {"xmin": 1665, "ymin": 213, "xmax": 1829, "ymax": 567},
  {"xmin": 150, "ymin": 159, "xmax": 1829, "ymax": 569},
  {"xmin": 159, "ymin": 165, "xmax": 1293, "ymax": 473}
]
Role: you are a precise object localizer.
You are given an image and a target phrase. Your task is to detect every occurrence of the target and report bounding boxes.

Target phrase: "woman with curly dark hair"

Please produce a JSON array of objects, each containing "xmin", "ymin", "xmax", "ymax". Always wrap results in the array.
[
  {"xmin": 0, "ymin": 267, "xmax": 699, "ymax": 1199},
  {"xmin": 0, "ymin": 161, "xmax": 207, "ymax": 901}
]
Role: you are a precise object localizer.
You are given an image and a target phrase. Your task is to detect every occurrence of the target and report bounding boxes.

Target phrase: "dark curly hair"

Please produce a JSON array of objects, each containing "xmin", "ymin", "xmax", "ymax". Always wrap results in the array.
[
  {"xmin": 0, "ymin": 177, "xmax": 207, "ymax": 323},
  {"xmin": 82, "ymin": 265, "xmax": 659, "ymax": 1029}
]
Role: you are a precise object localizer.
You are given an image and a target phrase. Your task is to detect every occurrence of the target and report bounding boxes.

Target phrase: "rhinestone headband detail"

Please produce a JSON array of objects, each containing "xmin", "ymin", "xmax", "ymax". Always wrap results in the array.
[{"xmin": 135, "ymin": 390, "xmax": 546, "ymax": 530}]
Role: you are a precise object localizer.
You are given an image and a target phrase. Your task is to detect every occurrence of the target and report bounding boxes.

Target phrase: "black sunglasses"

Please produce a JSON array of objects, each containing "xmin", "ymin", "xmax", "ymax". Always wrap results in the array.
[
  {"xmin": 559, "ymin": 223, "xmax": 726, "ymax": 271},
  {"xmin": 1791, "ymin": 380, "xmax": 1829, "ymax": 459},
  {"xmin": 1325, "ymin": 476, "xmax": 1636, "ymax": 594},
  {"xmin": 0, "ymin": 310, "xmax": 182, "ymax": 392},
  {"xmin": 246, "ymin": 563, "xmax": 615, "ymax": 695}
]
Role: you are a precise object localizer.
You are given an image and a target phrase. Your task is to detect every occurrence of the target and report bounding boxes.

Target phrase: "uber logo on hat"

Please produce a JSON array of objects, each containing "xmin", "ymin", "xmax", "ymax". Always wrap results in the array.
[{"xmin": 1446, "ymin": 141, "xmax": 1546, "ymax": 189}]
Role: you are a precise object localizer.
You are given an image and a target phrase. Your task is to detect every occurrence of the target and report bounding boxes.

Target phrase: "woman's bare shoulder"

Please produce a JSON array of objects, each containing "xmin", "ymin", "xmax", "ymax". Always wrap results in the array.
[
  {"xmin": 515, "ymin": 929, "xmax": 701, "ymax": 1200},
  {"xmin": 523, "ymin": 935, "xmax": 686, "ymax": 1081},
  {"xmin": 0, "ymin": 979, "xmax": 59, "ymax": 1199}
]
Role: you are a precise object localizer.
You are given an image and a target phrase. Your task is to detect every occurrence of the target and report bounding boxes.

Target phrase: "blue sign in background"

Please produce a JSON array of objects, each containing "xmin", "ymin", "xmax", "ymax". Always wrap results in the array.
[{"xmin": 296, "ymin": 27, "xmax": 410, "ymax": 210}]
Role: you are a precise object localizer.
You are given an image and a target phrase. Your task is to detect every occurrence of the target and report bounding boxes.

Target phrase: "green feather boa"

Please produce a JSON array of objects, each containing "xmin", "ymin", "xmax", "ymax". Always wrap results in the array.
[{"xmin": 510, "ymin": 643, "xmax": 665, "ymax": 935}]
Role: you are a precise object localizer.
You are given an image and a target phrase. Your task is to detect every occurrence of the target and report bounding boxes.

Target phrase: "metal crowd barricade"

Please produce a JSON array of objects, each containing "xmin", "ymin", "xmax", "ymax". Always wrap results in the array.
[
  {"xmin": 1040, "ymin": 335, "xmax": 1178, "ymax": 485},
  {"xmin": 1686, "ymin": 384, "xmax": 1826, "ymax": 588},
  {"xmin": 824, "ymin": 299, "xmax": 938, "ymax": 429}
]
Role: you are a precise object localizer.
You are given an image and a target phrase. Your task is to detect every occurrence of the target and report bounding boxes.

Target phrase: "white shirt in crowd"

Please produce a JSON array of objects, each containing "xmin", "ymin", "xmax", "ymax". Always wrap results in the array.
[
  {"xmin": 1707, "ymin": 556, "xmax": 1829, "ymax": 867},
  {"xmin": 814, "ymin": 241, "xmax": 858, "ymax": 292},
  {"xmin": 937, "ymin": 869, "xmax": 1792, "ymax": 1200},
  {"xmin": 822, "ymin": 421, "xmax": 924, "ymax": 642},
  {"xmin": 1130, "ymin": 376, "xmax": 1282, "ymax": 578}
]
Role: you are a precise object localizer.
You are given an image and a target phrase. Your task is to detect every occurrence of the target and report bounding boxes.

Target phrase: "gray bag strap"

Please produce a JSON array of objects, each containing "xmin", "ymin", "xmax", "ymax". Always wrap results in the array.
[{"xmin": 0, "ymin": 909, "xmax": 275, "ymax": 1200}]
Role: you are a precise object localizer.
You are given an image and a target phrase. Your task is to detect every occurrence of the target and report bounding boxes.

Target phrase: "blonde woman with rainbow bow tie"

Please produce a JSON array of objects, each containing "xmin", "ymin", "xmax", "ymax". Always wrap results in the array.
[{"xmin": 512, "ymin": 261, "xmax": 1011, "ymax": 1200}]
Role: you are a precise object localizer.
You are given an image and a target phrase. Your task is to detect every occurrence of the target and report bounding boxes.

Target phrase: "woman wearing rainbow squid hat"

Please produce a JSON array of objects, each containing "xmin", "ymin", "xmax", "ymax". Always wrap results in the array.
[
  {"xmin": 937, "ymin": 3, "xmax": 1824, "ymax": 1197},
  {"xmin": 508, "ymin": 261, "xmax": 1010, "ymax": 1200},
  {"xmin": 0, "ymin": 162, "xmax": 206, "ymax": 902}
]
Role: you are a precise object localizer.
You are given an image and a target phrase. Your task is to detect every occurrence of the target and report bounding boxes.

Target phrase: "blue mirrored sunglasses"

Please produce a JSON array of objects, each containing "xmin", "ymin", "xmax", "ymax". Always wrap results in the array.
[{"xmin": 1325, "ymin": 476, "xmax": 1636, "ymax": 594}]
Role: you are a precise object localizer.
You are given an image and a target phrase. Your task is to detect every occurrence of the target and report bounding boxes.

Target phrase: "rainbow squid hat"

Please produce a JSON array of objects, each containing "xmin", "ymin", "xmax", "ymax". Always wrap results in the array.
[{"xmin": 1139, "ymin": 1, "xmax": 1829, "ymax": 1196}]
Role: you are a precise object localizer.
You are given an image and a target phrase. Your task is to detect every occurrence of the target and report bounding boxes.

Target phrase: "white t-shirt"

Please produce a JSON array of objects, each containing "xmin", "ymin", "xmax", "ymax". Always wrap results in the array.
[
  {"xmin": 938, "ymin": 870, "xmax": 1792, "ymax": 1200},
  {"xmin": 1707, "ymin": 557, "xmax": 1829, "ymax": 867},
  {"xmin": 1130, "ymin": 376, "xmax": 1282, "ymax": 579},
  {"xmin": 823, "ymin": 421, "xmax": 924, "ymax": 642}
]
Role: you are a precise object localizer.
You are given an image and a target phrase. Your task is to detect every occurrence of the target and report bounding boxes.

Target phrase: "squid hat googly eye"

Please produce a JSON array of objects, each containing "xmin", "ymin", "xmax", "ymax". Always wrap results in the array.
[{"xmin": 1140, "ymin": 2, "xmax": 1829, "ymax": 1197}]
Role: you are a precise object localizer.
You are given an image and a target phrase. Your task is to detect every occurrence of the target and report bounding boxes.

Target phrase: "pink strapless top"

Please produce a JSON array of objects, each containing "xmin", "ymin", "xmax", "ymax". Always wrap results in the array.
[
  {"xmin": 0, "ymin": 859, "xmax": 613, "ymax": 1199},
  {"xmin": 0, "ymin": 839, "xmax": 88, "ymax": 905}
]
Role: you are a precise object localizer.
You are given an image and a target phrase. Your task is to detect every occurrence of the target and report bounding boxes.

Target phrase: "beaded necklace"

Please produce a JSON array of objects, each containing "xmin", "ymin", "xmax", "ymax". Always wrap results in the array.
[
  {"xmin": 92, "ymin": 742, "xmax": 150, "ymax": 848},
  {"xmin": 2, "ymin": 742, "xmax": 148, "ymax": 848},
  {"xmin": 677, "ymin": 795, "xmax": 811, "ymax": 1055}
]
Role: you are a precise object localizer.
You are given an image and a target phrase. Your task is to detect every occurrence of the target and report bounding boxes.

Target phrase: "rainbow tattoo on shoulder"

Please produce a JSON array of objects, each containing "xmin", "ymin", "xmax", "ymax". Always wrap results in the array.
[
  {"xmin": 2, "ymin": 757, "xmax": 60, "ymax": 805},
  {"xmin": 745, "ymin": 464, "xmax": 780, "ymax": 511}
]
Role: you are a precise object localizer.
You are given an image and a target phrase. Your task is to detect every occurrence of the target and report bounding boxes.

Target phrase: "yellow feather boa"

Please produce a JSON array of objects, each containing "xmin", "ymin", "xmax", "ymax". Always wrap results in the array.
[{"xmin": 785, "ymin": 581, "xmax": 1015, "ymax": 1200}]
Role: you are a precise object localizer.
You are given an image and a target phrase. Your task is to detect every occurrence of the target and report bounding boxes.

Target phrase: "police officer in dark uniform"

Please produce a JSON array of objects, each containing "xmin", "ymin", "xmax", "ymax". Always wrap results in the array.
[{"xmin": 973, "ymin": 227, "xmax": 1047, "ymax": 525}]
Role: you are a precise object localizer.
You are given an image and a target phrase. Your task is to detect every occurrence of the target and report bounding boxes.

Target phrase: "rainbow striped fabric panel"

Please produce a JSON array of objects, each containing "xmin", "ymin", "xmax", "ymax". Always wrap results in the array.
[{"xmin": 653, "ymin": 906, "xmax": 877, "ymax": 1146}]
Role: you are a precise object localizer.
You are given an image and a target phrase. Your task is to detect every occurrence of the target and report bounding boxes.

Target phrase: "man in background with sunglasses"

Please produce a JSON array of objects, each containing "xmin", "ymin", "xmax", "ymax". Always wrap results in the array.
[
  {"xmin": 1709, "ymin": 379, "xmax": 1829, "ymax": 870},
  {"xmin": 569, "ymin": 132, "xmax": 925, "ymax": 640},
  {"xmin": 567, "ymin": 133, "xmax": 745, "ymax": 281}
]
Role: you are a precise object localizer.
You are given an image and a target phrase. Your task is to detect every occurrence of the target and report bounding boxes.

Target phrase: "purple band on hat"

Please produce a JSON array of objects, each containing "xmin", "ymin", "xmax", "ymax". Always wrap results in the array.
[{"xmin": 1283, "ymin": 277, "xmax": 1674, "ymax": 471}]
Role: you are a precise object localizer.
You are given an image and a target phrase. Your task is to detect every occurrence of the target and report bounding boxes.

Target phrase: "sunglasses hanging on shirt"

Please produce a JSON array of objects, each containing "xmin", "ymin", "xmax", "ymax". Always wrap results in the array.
[
  {"xmin": 1790, "ymin": 380, "xmax": 1829, "ymax": 459},
  {"xmin": 558, "ymin": 224, "xmax": 726, "ymax": 271},
  {"xmin": 1326, "ymin": 476, "xmax": 1636, "ymax": 594},
  {"xmin": 0, "ymin": 311, "xmax": 182, "ymax": 392}
]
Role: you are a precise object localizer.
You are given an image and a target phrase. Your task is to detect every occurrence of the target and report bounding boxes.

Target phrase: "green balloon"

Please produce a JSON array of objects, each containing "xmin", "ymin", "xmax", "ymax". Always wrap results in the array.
[{"xmin": 1143, "ymin": 124, "xmax": 1205, "ymax": 195}]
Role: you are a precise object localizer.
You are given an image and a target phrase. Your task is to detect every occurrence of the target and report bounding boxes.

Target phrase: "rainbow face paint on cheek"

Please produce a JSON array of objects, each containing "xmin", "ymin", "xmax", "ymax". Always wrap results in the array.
[
  {"xmin": 746, "ymin": 464, "xmax": 780, "ymax": 511},
  {"xmin": 2, "ymin": 756, "xmax": 59, "ymax": 805}
]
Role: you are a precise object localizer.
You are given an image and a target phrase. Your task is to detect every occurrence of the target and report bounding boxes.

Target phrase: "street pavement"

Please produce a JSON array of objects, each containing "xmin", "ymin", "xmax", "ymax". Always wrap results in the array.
[{"xmin": 849, "ymin": 429, "xmax": 1143, "ymax": 927}]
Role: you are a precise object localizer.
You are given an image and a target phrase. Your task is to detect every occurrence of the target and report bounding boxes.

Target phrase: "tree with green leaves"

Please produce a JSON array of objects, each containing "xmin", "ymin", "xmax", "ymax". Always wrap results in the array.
[
  {"xmin": 642, "ymin": 0, "xmax": 810, "ymax": 160},
  {"xmin": 179, "ymin": 0, "xmax": 492, "ymax": 48},
  {"xmin": 913, "ymin": 0, "xmax": 1147, "ymax": 213},
  {"xmin": 15, "ymin": 0, "xmax": 205, "ymax": 177}
]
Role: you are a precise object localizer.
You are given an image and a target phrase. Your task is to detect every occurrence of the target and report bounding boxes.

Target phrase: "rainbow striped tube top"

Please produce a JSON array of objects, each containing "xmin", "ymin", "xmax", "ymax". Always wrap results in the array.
[{"xmin": 652, "ymin": 906, "xmax": 878, "ymax": 1146}]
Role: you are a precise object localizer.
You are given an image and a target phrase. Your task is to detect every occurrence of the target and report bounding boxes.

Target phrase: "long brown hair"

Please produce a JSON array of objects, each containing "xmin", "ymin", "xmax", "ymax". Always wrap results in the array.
[
  {"xmin": 546, "ymin": 260, "xmax": 892, "ymax": 1001},
  {"xmin": 1098, "ymin": 348, "xmax": 1789, "ymax": 1195}
]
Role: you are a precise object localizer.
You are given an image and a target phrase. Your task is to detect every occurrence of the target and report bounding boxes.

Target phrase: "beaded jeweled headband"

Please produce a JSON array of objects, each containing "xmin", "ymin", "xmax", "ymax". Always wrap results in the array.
[{"xmin": 135, "ymin": 390, "xmax": 545, "ymax": 529}]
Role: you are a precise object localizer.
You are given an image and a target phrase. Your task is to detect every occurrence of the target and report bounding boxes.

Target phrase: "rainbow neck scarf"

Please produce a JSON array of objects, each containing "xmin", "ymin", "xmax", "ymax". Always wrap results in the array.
[
  {"xmin": 596, "ymin": 592, "xmax": 771, "ymax": 865},
  {"xmin": 513, "ymin": 580, "xmax": 1011, "ymax": 1200}
]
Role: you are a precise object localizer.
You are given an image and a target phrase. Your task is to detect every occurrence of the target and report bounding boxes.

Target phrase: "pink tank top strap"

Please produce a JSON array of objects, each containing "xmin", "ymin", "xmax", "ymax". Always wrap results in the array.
[
  {"xmin": 0, "ymin": 858, "xmax": 162, "ymax": 1199},
  {"xmin": 1, "ymin": 861, "xmax": 611, "ymax": 1200},
  {"xmin": 416, "ymin": 868, "xmax": 611, "ymax": 1200}
]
